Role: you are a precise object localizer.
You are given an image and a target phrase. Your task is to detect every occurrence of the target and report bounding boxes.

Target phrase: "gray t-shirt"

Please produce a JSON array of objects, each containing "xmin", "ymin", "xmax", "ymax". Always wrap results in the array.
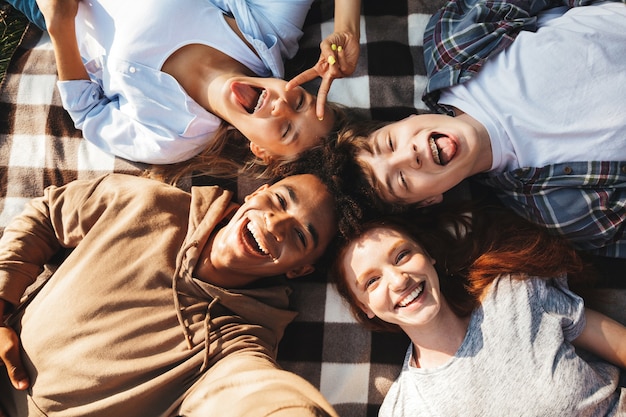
[{"xmin": 380, "ymin": 276, "xmax": 625, "ymax": 416}]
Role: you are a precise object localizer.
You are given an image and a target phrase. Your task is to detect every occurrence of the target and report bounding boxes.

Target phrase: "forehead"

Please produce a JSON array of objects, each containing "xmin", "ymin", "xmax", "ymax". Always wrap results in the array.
[
  {"xmin": 273, "ymin": 174, "xmax": 336, "ymax": 228},
  {"xmin": 353, "ymin": 227, "xmax": 406, "ymax": 250},
  {"xmin": 272, "ymin": 174, "xmax": 327, "ymax": 195},
  {"xmin": 355, "ymin": 152, "xmax": 404, "ymax": 204},
  {"xmin": 298, "ymin": 100, "xmax": 335, "ymax": 142}
]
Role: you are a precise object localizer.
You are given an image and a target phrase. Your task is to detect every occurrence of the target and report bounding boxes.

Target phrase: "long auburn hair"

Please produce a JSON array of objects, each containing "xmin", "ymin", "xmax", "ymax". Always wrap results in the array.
[{"xmin": 330, "ymin": 205, "xmax": 596, "ymax": 333}]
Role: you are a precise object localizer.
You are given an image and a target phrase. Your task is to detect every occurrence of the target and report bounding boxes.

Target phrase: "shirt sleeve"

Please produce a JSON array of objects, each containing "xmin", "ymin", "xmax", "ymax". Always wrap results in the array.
[
  {"xmin": 0, "ymin": 176, "xmax": 115, "ymax": 306},
  {"xmin": 478, "ymin": 162, "xmax": 626, "ymax": 258},
  {"xmin": 207, "ymin": 0, "xmax": 314, "ymax": 77},
  {"xmin": 57, "ymin": 80, "xmax": 213, "ymax": 164},
  {"xmin": 533, "ymin": 276, "xmax": 586, "ymax": 342}
]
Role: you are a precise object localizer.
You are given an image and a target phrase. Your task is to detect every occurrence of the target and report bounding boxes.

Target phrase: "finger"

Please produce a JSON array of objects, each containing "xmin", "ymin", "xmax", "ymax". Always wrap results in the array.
[
  {"xmin": 336, "ymin": 45, "xmax": 350, "ymax": 74},
  {"xmin": 336, "ymin": 45, "xmax": 358, "ymax": 76},
  {"xmin": 285, "ymin": 67, "xmax": 322, "ymax": 91},
  {"xmin": 0, "ymin": 327, "xmax": 29, "ymax": 390},
  {"xmin": 316, "ymin": 76, "xmax": 333, "ymax": 120}
]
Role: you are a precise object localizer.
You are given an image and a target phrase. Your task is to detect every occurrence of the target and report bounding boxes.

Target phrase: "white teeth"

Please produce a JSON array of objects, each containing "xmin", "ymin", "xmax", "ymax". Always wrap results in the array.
[
  {"xmin": 253, "ymin": 89, "xmax": 267, "ymax": 113},
  {"xmin": 429, "ymin": 136, "xmax": 441, "ymax": 165},
  {"xmin": 397, "ymin": 282, "xmax": 424, "ymax": 307},
  {"xmin": 247, "ymin": 222, "xmax": 276, "ymax": 260}
]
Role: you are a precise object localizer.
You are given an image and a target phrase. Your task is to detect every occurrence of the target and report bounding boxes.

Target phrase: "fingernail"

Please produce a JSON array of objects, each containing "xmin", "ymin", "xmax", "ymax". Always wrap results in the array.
[
  {"xmin": 337, "ymin": 45, "xmax": 343, "ymax": 52},
  {"xmin": 327, "ymin": 56, "xmax": 336, "ymax": 65},
  {"xmin": 318, "ymin": 116, "xmax": 324, "ymax": 121},
  {"xmin": 331, "ymin": 44, "xmax": 337, "ymax": 51}
]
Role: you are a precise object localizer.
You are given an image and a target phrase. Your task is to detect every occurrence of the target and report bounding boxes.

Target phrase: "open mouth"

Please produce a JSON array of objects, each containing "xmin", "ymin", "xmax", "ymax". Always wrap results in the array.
[
  {"xmin": 396, "ymin": 282, "xmax": 425, "ymax": 308},
  {"xmin": 231, "ymin": 82, "xmax": 266, "ymax": 114},
  {"xmin": 242, "ymin": 220, "xmax": 277, "ymax": 261},
  {"xmin": 429, "ymin": 134, "xmax": 456, "ymax": 166}
]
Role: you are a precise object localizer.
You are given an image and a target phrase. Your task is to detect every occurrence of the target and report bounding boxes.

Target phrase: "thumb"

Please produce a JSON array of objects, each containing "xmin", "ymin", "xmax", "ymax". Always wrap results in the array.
[{"xmin": 0, "ymin": 326, "xmax": 29, "ymax": 390}]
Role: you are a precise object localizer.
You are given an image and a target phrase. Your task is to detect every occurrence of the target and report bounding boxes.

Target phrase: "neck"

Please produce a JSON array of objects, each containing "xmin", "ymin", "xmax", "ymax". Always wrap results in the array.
[
  {"xmin": 162, "ymin": 44, "xmax": 253, "ymax": 114},
  {"xmin": 404, "ymin": 304, "xmax": 471, "ymax": 369},
  {"xmin": 193, "ymin": 233, "xmax": 260, "ymax": 289},
  {"xmin": 161, "ymin": 14, "xmax": 258, "ymax": 115}
]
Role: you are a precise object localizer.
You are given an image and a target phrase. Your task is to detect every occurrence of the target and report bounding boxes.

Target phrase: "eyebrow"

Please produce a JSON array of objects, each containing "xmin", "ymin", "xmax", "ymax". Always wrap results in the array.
[
  {"xmin": 384, "ymin": 173, "xmax": 400, "ymax": 201},
  {"xmin": 355, "ymin": 239, "xmax": 403, "ymax": 286},
  {"xmin": 284, "ymin": 184, "xmax": 320, "ymax": 249},
  {"xmin": 372, "ymin": 136, "xmax": 381, "ymax": 156},
  {"xmin": 291, "ymin": 128, "xmax": 301, "ymax": 146},
  {"xmin": 289, "ymin": 90, "xmax": 312, "ymax": 145}
]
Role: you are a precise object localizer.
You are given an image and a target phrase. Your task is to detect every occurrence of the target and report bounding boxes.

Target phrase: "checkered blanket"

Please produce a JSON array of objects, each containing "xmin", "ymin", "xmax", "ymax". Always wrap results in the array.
[{"xmin": 0, "ymin": 1, "xmax": 446, "ymax": 416}]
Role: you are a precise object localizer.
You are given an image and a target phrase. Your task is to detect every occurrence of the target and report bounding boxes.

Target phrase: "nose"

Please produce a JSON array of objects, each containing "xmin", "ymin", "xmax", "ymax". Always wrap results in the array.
[
  {"xmin": 264, "ymin": 211, "xmax": 290, "ymax": 242},
  {"xmin": 391, "ymin": 144, "xmax": 420, "ymax": 170},
  {"xmin": 387, "ymin": 268, "xmax": 409, "ymax": 292},
  {"xmin": 271, "ymin": 97, "xmax": 293, "ymax": 117}
]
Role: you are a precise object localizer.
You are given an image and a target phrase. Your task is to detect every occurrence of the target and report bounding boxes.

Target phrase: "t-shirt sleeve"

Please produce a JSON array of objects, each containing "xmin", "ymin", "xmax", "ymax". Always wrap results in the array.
[{"xmin": 533, "ymin": 275, "xmax": 586, "ymax": 342}]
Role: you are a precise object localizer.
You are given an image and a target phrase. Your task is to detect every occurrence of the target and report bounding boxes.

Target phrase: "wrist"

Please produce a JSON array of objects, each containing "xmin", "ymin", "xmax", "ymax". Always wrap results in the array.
[{"xmin": 334, "ymin": 1, "xmax": 361, "ymax": 38}]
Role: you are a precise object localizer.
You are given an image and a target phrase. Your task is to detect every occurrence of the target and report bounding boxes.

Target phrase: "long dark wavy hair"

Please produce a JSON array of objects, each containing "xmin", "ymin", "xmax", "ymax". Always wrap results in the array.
[{"xmin": 330, "ymin": 205, "xmax": 596, "ymax": 333}]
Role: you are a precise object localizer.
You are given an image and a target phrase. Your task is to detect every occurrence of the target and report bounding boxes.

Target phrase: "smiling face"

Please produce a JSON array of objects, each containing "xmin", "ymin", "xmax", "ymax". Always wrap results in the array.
[
  {"xmin": 200, "ymin": 174, "xmax": 337, "ymax": 287},
  {"xmin": 218, "ymin": 77, "xmax": 336, "ymax": 160},
  {"xmin": 340, "ymin": 226, "xmax": 445, "ymax": 332},
  {"xmin": 356, "ymin": 113, "xmax": 491, "ymax": 205}
]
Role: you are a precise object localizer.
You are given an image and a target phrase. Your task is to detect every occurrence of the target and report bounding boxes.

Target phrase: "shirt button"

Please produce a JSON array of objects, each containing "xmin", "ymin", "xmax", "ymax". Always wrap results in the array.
[
  {"xmin": 129, "ymin": 66, "xmax": 136, "ymax": 73},
  {"xmin": 563, "ymin": 166, "xmax": 573, "ymax": 174}
]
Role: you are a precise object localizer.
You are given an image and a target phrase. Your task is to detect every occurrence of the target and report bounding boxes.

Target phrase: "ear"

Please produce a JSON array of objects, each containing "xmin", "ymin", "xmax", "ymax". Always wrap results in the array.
[
  {"xmin": 249, "ymin": 142, "xmax": 271, "ymax": 162},
  {"xmin": 243, "ymin": 183, "xmax": 270, "ymax": 203},
  {"xmin": 416, "ymin": 194, "xmax": 443, "ymax": 208},
  {"xmin": 285, "ymin": 264, "xmax": 315, "ymax": 279},
  {"xmin": 359, "ymin": 302, "xmax": 376, "ymax": 319}
]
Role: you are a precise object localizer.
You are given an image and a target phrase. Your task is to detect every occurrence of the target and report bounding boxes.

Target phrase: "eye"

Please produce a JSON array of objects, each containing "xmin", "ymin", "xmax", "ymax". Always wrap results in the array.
[
  {"xmin": 295, "ymin": 229, "xmax": 307, "ymax": 247},
  {"xmin": 387, "ymin": 135, "xmax": 394, "ymax": 152},
  {"xmin": 282, "ymin": 123, "xmax": 291, "ymax": 139},
  {"xmin": 399, "ymin": 172, "xmax": 407, "ymax": 190},
  {"xmin": 296, "ymin": 93, "xmax": 304, "ymax": 111},
  {"xmin": 395, "ymin": 249, "xmax": 410, "ymax": 264},
  {"xmin": 364, "ymin": 276, "xmax": 380, "ymax": 290},
  {"xmin": 275, "ymin": 193, "xmax": 287, "ymax": 209}
]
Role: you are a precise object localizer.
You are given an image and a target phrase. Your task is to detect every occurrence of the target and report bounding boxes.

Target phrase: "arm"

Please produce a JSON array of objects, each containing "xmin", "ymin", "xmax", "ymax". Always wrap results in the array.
[
  {"xmin": 572, "ymin": 308, "xmax": 626, "ymax": 369},
  {"xmin": 285, "ymin": 0, "xmax": 361, "ymax": 120},
  {"xmin": 0, "ymin": 176, "xmax": 120, "ymax": 390},
  {"xmin": 38, "ymin": 0, "xmax": 210, "ymax": 164},
  {"xmin": 0, "ymin": 300, "xmax": 29, "ymax": 390},
  {"xmin": 57, "ymin": 79, "xmax": 215, "ymax": 164},
  {"xmin": 36, "ymin": 0, "xmax": 88, "ymax": 81}
]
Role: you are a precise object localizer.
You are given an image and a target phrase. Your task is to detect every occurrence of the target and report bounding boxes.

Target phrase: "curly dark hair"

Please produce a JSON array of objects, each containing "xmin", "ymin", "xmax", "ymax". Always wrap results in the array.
[
  {"xmin": 271, "ymin": 133, "xmax": 382, "ymax": 240},
  {"xmin": 268, "ymin": 131, "xmax": 391, "ymax": 276}
]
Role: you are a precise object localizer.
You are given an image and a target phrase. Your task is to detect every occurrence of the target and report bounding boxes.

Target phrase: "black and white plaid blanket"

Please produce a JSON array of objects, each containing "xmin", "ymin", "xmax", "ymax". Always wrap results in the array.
[{"xmin": 0, "ymin": 1, "xmax": 447, "ymax": 416}]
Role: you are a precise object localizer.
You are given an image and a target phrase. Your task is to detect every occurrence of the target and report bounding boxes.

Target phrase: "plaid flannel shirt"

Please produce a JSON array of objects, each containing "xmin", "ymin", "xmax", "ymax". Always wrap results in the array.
[
  {"xmin": 422, "ymin": 0, "xmax": 626, "ymax": 259},
  {"xmin": 479, "ymin": 162, "xmax": 626, "ymax": 259},
  {"xmin": 421, "ymin": 0, "xmax": 626, "ymax": 113}
]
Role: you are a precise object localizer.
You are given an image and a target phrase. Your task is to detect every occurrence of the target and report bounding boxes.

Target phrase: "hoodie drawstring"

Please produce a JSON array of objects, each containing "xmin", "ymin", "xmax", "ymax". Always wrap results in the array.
[
  {"xmin": 199, "ymin": 296, "xmax": 220, "ymax": 374},
  {"xmin": 172, "ymin": 242, "xmax": 197, "ymax": 350}
]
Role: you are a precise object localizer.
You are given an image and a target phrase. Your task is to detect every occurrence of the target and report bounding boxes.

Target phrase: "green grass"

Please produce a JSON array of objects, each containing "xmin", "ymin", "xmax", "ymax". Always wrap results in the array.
[{"xmin": 0, "ymin": 1, "xmax": 30, "ymax": 87}]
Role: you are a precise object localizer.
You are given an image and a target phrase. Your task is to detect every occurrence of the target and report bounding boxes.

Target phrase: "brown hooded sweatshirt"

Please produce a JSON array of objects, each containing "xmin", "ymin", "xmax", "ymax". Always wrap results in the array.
[{"xmin": 0, "ymin": 174, "xmax": 335, "ymax": 417}]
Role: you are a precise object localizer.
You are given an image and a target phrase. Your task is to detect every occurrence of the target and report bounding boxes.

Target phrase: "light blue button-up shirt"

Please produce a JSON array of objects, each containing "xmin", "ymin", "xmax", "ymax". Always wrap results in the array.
[{"xmin": 58, "ymin": 0, "xmax": 314, "ymax": 164}]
